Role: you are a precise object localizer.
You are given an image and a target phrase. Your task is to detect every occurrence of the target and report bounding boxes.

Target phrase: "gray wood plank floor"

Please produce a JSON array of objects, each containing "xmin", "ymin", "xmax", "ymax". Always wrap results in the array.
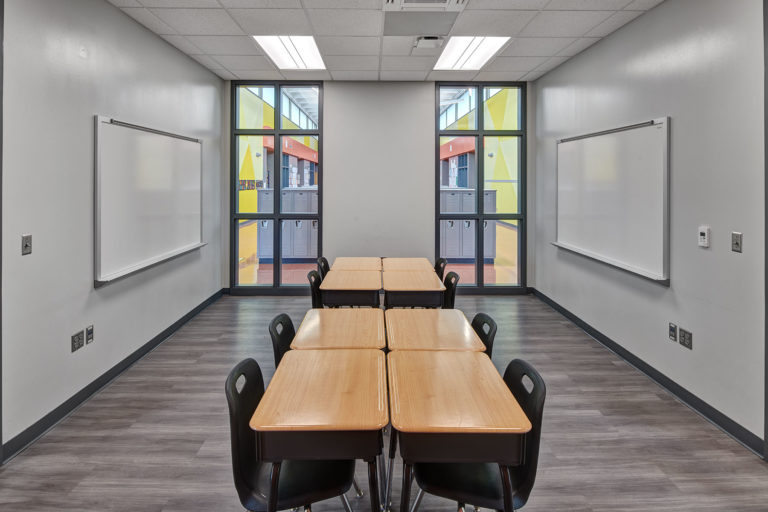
[{"xmin": 1, "ymin": 295, "xmax": 767, "ymax": 512}]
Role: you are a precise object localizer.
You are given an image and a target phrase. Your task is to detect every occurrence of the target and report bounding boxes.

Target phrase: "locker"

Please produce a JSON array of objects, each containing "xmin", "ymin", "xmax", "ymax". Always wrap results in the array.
[
  {"xmin": 257, "ymin": 219, "xmax": 273, "ymax": 259},
  {"xmin": 311, "ymin": 191, "xmax": 319, "ymax": 213},
  {"xmin": 439, "ymin": 191, "xmax": 446, "ymax": 213},
  {"xmin": 484, "ymin": 190, "xmax": 496, "ymax": 214},
  {"xmin": 281, "ymin": 190, "xmax": 293, "ymax": 213},
  {"xmin": 443, "ymin": 220, "xmax": 461, "ymax": 257},
  {"xmin": 257, "ymin": 189, "xmax": 273, "ymax": 213},
  {"xmin": 483, "ymin": 220, "xmax": 496, "ymax": 259},
  {"xmin": 462, "ymin": 191, "xmax": 475, "ymax": 213},
  {"xmin": 293, "ymin": 191, "xmax": 310, "ymax": 213},
  {"xmin": 461, "ymin": 220, "xmax": 475, "ymax": 258},
  {"xmin": 281, "ymin": 220, "xmax": 293, "ymax": 257},
  {"xmin": 444, "ymin": 191, "xmax": 460, "ymax": 213},
  {"xmin": 310, "ymin": 219, "xmax": 319, "ymax": 257}
]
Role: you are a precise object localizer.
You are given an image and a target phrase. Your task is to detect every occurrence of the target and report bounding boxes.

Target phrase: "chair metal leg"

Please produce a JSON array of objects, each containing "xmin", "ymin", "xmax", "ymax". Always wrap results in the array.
[
  {"xmin": 352, "ymin": 477, "xmax": 364, "ymax": 498},
  {"xmin": 499, "ymin": 466, "xmax": 514, "ymax": 512},
  {"xmin": 457, "ymin": 503, "xmax": 466, "ymax": 512},
  {"xmin": 340, "ymin": 494, "xmax": 353, "ymax": 512},
  {"xmin": 409, "ymin": 488, "xmax": 424, "ymax": 512},
  {"xmin": 400, "ymin": 464, "xmax": 413, "ymax": 512},
  {"xmin": 377, "ymin": 452, "xmax": 387, "ymax": 509}
]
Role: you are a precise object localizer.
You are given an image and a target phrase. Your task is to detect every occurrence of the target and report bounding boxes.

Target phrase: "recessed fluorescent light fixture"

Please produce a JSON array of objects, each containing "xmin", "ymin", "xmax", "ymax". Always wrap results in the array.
[
  {"xmin": 253, "ymin": 36, "xmax": 326, "ymax": 70},
  {"xmin": 434, "ymin": 36, "xmax": 509, "ymax": 70}
]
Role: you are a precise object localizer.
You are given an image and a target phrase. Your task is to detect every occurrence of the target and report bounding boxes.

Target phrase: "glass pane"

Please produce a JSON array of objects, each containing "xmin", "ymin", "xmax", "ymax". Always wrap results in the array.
[
  {"xmin": 439, "ymin": 219, "xmax": 476, "ymax": 285},
  {"xmin": 280, "ymin": 135, "xmax": 319, "ymax": 213},
  {"xmin": 439, "ymin": 136, "xmax": 477, "ymax": 214},
  {"xmin": 238, "ymin": 219, "xmax": 273, "ymax": 286},
  {"xmin": 483, "ymin": 87, "xmax": 521, "ymax": 131},
  {"xmin": 281, "ymin": 86, "xmax": 320, "ymax": 130},
  {"xmin": 237, "ymin": 135, "xmax": 274, "ymax": 214},
  {"xmin": 280, "ymin": 219, "xmax": 319, "ymax": 285},
  {"xmin": 237, "ymin": 86, "xmax": 275, "ymax": 130},
  {"xmin": 483, "ymin": 136, "xmax": 520, "ymax": 214},
  {"xmin": 483, "ymin": 219, "xmax": 519, "ymax": 286},
  {"xmin": 439, "ymin": 87, "xmax": 476, "ymax": 130}
]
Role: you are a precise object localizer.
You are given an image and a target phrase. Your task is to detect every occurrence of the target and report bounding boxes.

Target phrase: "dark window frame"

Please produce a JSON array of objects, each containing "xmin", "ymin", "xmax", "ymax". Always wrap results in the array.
[
  {"xmin": 230, "ymin": 80, "xmax": 323, "ymax": 294},
  {"xmin": 435, "ymin": 82, "xmax": 527, "ymax": 294}
]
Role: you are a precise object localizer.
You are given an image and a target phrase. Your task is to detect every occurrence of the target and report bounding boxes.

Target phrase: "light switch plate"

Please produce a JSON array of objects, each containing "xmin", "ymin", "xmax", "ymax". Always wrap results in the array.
[
  {"xmin": 731, "ymin": 232, "xmax": 743, "ymax": 253},
  {"xmin": 697, "ymin": 226, "xmax": 710, "ymax": 248},
  {"xmin": 21, "ymin": 234, "xmax": 32, "ymax": 255}
]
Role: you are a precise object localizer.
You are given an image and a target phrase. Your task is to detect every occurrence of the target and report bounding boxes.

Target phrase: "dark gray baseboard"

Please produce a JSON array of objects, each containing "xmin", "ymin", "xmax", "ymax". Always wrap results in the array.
[
  {"xmin": 1, "ymin": 289, "xmax": 224, "ymax": 464},
  {"xmin": 530, "ymin": 288, "xmax": 765, "ymax": 459}
]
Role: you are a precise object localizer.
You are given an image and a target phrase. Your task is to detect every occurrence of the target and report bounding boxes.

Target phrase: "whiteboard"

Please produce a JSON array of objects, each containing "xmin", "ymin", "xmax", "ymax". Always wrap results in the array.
[
  {"xmin": 95, "ymin": 116, "xmax": 204, "ymax": 284},
  {"xmin": 555, "ymin": 118, "xmax": 669, "ymax": 283}
]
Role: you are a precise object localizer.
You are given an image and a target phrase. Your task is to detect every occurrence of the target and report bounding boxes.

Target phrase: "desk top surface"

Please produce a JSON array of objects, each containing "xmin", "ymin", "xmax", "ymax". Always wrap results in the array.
[
  {"xmin": 292, "ymin": 309, "xmax": 386, "ymax": 350},
  {"xmin": 320, "ymin": 270, "xmax": 382, "ymax": 291},
  {"xmin": 250, "ymin": 349, "xmax": 388, "ymax": 431},
  {"xmin": 385, "ymin": 309, "xmax": 485, "ymax": 352},
  {"xmin": 382, "ymin": 270, "xmax": 445, "ymax": 292},
  {"xmin": 331, "ymin": 257, "xmax": 382, "ymax": 271},
  {"xmin": 388, "ymin": 351, "xmax": 531, "ymax": 434},
  {"xmin": 382, "ymin": 258, "xmax": 434, "ymax": 272}
]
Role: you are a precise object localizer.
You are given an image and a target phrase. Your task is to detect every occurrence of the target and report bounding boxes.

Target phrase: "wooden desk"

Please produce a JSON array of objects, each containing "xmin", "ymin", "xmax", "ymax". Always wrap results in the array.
[
  {"xmin": 386, "ymin": 351, "xmax": 531, "ymax": 512},
  {"xmin": 291, "ymin": 309, "xmax": 386, "ymax": 350},
  {"xmin": 382, "ymin": 257, "xmax": 434, "ymax": 272},
  {"xmin": 382, "ymin": 270, "xmax": 445, "ymax": 308},
  {"xmin": 320, "ymin": 270, "xmax": 382, "ymax": 307},
  {"xmin": 331, "ymin": 256, "xmax": 382, "ymax": 271},
  {"xmin": 385, "ymin": 309, "xmax": 485, "ymax": 351},
  {"xmin": 250, "ymin": 349, "xmax": 388, "ymax": 512}
]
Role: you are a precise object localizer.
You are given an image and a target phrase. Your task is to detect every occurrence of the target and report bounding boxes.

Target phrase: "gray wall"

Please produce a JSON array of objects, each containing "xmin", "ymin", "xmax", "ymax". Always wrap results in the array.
[
  {"xmin": 323, "ymin": 82, "xmax": 435, "ymax": 261},
  {"xmin": 532, "ymin": 0, "xmax": 764, "ymax": 436},
  {"xmin": 2, "ymin": 0, "xmax": 224, "ymax": 441}
]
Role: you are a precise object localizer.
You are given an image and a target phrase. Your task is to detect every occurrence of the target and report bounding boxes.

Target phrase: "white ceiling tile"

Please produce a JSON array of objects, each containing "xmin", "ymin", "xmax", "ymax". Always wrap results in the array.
[
  {"xmin": 383, "ymin": 12, "xmax": 458, "ymax": 36},
  {"xmin": 331, "ymin": 70, "xmax": 379, "ymax": 80},
  {"xmin": 190, "ymin": 54, "xmax": 222, "ymax": 67},
  {"xmin": 519, "ymin": 10, "xmax": 613, "ymax": 37},
  {"xmin": 534, "ymin": 56, "xmax": 569, "ymax": 73},
  {"xmin": 228, "ymin": 8, "xmax": 312, "ymax": 35},
  {"xmin": 186, "ymin": 35, "xmax": 262, "ymax": 54},
  {"xmin": 324, "ymin": 55, "xmax": 380, "ymax": 70},
  {"xmin": 450, "ymin": 10, "xmax": 537, "ymax": 36},
  {"xmin": 108, "ymin": 0, "xmax": 142, "ymax": 7},
  {"xmin": 623, "ymin": 0, "xmax": 664, "ymax": 9},
  {"xmin": 316, "ymin": 36, "xmax": 381, "ymax": 56},
  {"xmin": 473, "ymin": 71, "xmax": 526, "ymax": 81},
  {"xmin": 585, "ymin": 10, "xmax": 642, "ymax": 37},
  {"xmin": 303, "ymin": 0, "xmax": 380, "ymax": 7},
  {"xmin": 160, "ymin": 35, "xmax": 203, "ymax": 53},
  {"xmin": 465, "ymin": 0, "xmax": 548, "ymax": 9},
  {"xmin": 380, "ymin": 56, "xmax": 435, "ymax": 71},
  {"xmin": 212, "ymin": 69, "xmax": 238, "ymax": 79},
  {"xmin": 307, "ymin": 9, "xmax": 383, "ymax": 36},
  {"xmin": 501, "ymin": 37, "xmax": 576, "ymax": 57},
  {"xmin": 544, "ymin": 0, "xmax": 633, "ymax": 9},
  {"xmin": 219, "ymin": 0, "xmax": 301, "ymax": 6},
  {"xmin": 557, "ymin": 37, "xmax": 600, "ymax": 56},
  {"xmin": 379, "ymin": 70, "xmax": 429, "ymax": 81},
  {"xmin": 280, "ymin": 70, "xmax": 332, "ymax": 80},
  {"xmin": 121, "ymin": 8, "xmax": 177, "ymax": 34},
  {"xmin": 213, "ymin": 55, "xmax": 275, "ymax": 69},
  {"xmin": 485, "ymin": 56, "xmax": 548, "ymax": 72},
  {"xmin": 233, "ymin": 70, "xmax": 285, "ymax": 79},
  {"xmin": 427, "ymin": 70, "xmax": 478, "ymax": 81},
  {"xmin": 149, "ymin": 8, "xmax": 243, "ymax": 35},
  {"xmin": 522, "ymin": 69, "xmax": 547, "ymax": 81},
  {"xmin": 382, "ymin": 36, "xmax": 414, "ymax": 55},
  {"xmin": 139, "ymin": 0, "xmax": 220, "ymax": 7}
]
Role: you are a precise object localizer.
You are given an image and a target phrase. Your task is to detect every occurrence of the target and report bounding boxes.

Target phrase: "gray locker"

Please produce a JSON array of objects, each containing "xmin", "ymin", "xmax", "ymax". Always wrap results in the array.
[
  {"xmin": 257, "ymin": 189, "xmax": 274, "ymax": 213},
  {"xmin": 462, "ymin": 191, "xmax": 475, "ymax": 213},
  {"xmin": 311, "ymin": 191, "xmax": 319, "ymax": 213},
  {"xmin": 292, "ymin": 220, "xmax": 311, "ymax": 257},
  {"xmin": 257, "ymin": 220, "xmax": 273, "ymax": 259},
  {"xmin": 293, "ymin": 191, "xmax": 310, "ymax": 213},
  {"xmin": 444, "ymin": 191, "xmax": 460, "ymax": 213},
  {"xmin": 484, "ymin": 190, "xmax": 496, "ymax": 214},
  {"xmin": 443, "ymin": 220, "xmax": 461, "ymax": 258},
  {"xmin": 281, "ymin": 220, "xmax": 292, "ymax": 257},
  {"xmin": 310, "ymin": 219, "xmax": 318, "ymax": 254},
  {"xmin": 461, "ymin": 220, "xmax": 475, "ymax": 258},
  {"xmin": 280, "ymin": 190, "xmax": 293, "ymax": 213},
  {"xmin": 483, "ymin": 220, "xmax": 496, "ymax": 259}
]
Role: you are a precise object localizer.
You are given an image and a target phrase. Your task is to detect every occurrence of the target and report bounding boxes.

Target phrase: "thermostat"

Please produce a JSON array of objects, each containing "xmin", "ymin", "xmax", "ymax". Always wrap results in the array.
[{"xmin": 698, "ymin": 226, "xmax": 710, "ymax": 248}]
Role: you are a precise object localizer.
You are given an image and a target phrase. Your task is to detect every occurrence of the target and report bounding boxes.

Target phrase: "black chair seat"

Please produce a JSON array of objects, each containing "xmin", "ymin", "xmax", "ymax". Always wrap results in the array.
[
  {"xmin": 242, "ymin": 459, "xmax": 356, "ymax": 512},
  {"xmin": 414, "ymin": 462, "xmax": 527, "ymax": 511}
]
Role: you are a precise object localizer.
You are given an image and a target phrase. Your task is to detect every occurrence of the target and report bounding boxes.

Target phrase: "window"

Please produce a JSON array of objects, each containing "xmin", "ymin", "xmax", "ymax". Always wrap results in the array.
[
  {"xmin": 436, "ymin": 84, "xmax": 526, "ymax": 289},
  {"xmin": 232, "ymin": 83, "xmax": 322, "ymax": 290}
]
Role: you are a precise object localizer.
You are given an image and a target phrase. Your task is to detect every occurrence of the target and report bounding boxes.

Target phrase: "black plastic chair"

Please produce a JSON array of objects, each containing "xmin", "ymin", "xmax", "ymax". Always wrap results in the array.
[
  {"xmin": 410, "ymin": 359, "xmax": 546, "ymax": 512},
  {"xmin": 434, "ymin": 258, "xmax": 447, "ymax": 280},
  {"xmin": 442, "ymin": 272, "xmax": 459, "ymax": 309},
  {"xmin": 471, "ymin": 313, "xmax": 498, "ymax": 359},
  {"xmin": 225, "ymin": 359, "xmax": 356, "ymax": 512},
  {"xmin": 307, "ymin": 270, "xmax": 323, "ymax": 309},
  {"xmin": 268, "ymin": 314, "xmax": 294, "ymax": 368},
  {"xmin": 317, "ymin": 257, "xmax": 330, "ymax": 279}
]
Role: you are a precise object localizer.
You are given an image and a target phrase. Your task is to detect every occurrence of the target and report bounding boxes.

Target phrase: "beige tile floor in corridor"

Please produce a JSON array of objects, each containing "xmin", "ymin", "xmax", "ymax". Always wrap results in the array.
[{"xmin": 0, "ymin": 295, "xmax": 766, "ymax": 511}]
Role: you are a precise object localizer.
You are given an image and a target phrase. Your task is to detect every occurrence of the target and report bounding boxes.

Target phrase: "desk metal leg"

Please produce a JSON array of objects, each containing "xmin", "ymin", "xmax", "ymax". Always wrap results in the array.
[
  {"xmin": 400, "ymin": 463, "xmax": 412, "ymax": 512},
  {"xmin": 377, "ymin": 452, "xmax": 387, "ymax": 509},
  {"xmin": 268, "ymin": 462, "xmax": 282, "ymax": 512},
  {"xmin": 499, "ymin": 465, "xmax": 513, "ymax": 512},
  {"xmin": 385, "ymin": 429, "xmax": 398, "ymax": 511},
  {"xmin": 367, "ymin": 459, "xmax": 381, "ymax": 512}
]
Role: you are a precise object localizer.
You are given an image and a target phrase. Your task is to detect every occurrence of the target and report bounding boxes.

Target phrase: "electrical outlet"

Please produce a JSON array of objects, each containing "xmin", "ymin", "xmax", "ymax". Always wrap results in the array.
[
  {"xmin": 71, "ymin": 330, "xmax": 85, "ymax": 352},
  {"xmin": 86, "ymin": 325, "xmax": 94, "ymax": 344},
  {"xmin": 679, "ymin": 328, "xmax": 693, "ymax": 350},
  {"xmin": 731, "ymin": 232, "xmax": 743, "ymax": 253},
  {"xmin": 21, "ymin": 234, "xmax": 32, "ymax": 255},
  {"xmin": 669, "ymin": 323, "xmax": 678, "ymax": 342}
]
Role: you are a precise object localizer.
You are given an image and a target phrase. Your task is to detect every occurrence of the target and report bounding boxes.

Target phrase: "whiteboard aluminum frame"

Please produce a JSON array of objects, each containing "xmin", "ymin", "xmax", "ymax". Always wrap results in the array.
[
  {"xmin": 554, "ymin": 117, "xmax": 670, "ymax": 285},
  {"xmin": 94, "ymin": 115, "xmax": 205, "ymax": 287}
]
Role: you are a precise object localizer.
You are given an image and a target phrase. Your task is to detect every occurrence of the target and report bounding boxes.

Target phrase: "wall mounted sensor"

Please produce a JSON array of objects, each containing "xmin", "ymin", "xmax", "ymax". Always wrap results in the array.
[{"xmin": 697, "ymin": 225, "xmax": 710, "ymax": 248}]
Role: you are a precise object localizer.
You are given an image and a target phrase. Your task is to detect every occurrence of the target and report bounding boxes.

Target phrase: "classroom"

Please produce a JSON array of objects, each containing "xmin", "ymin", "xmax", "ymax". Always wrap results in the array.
[{"xmin": 0, "ymin": 0, "xmax": 766, "ymax": 510}]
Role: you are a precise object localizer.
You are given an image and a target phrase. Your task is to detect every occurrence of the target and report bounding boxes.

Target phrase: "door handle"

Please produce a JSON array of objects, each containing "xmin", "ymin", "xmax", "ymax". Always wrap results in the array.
[
  {"xmin": 483, "ymin": 221, "xmax": 487, "ymax": 229},
  {"xmin": 261, "ymin": 220, "xmax": 268, "ymax": 228},
  {"xmin": 464, "ymin": 221, "xmax": 471, "ymax": 229},
  {"xmin": 295, "ymin": 220, "xmax": 302, "ymax": 228},
  {"xmin": 448, "ymin": 220, "xmax": 454, "ymax": 228},
  {"xmin": 312, "ymin": 220, "xmax": 318, "ymax": 228}
]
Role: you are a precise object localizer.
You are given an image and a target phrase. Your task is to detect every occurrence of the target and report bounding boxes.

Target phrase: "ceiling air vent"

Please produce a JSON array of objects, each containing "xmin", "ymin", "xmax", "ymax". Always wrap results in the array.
[{"xmin": 383, "ymin": 0, "xmax": 467, "ymax": 12}]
